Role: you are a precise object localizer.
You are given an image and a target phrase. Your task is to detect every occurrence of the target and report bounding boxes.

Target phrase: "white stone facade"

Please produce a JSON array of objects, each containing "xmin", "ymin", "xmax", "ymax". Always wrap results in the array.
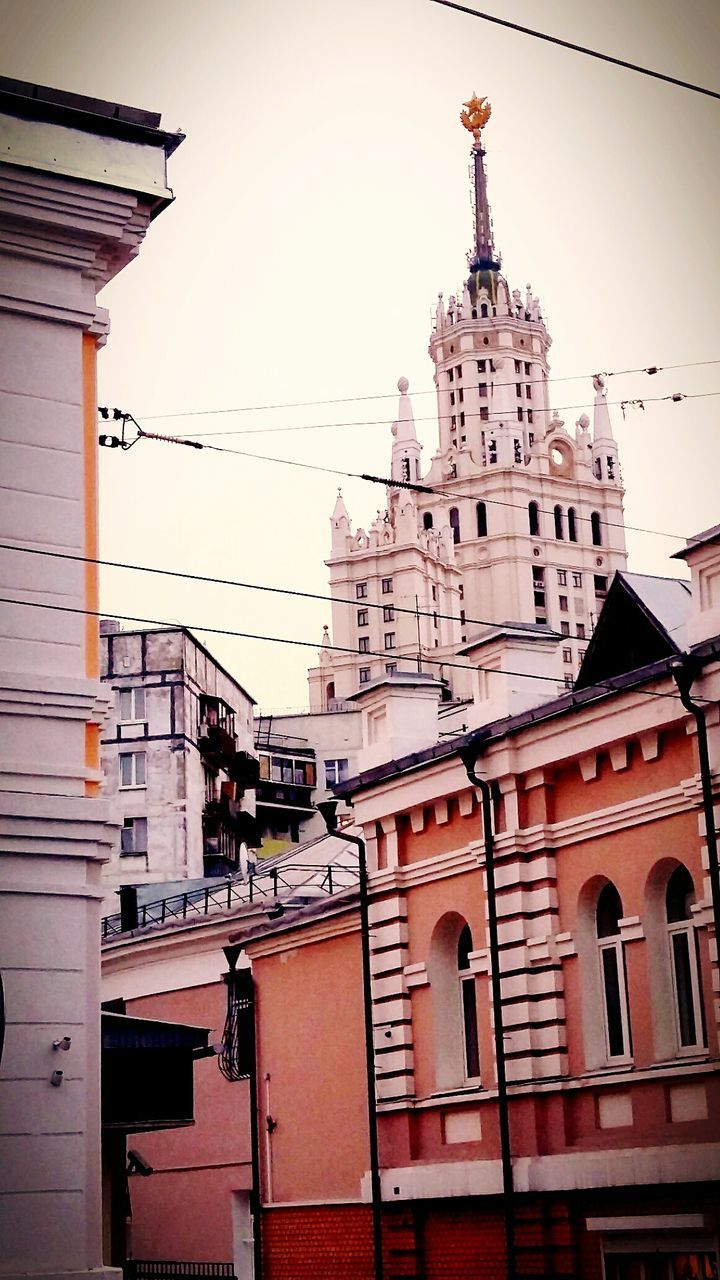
[
  {"xmin": 309, "ymin": 127, "xmax": 627, "ymax": 713},
  {"xmin": 0, "ymin": 79, "xmax": 180, "ymax": 1280},
  {"xmin": 100, "ymin": 626, "xmax": 256, "ymax": 907}
]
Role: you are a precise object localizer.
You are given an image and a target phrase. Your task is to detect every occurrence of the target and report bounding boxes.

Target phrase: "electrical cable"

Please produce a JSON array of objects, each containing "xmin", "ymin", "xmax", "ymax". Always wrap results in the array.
[
  {"xmin": 0, "ymin": 594, "xmax": 701, "ymax": 704},
  {"xmin": 138, "ymin": 358, "xmax": 720, "ymax": 422},
  {"xmin": 127, "ymin": 425, "xmax": 688, "ymax": 542},
  {"xmin": 428, "ymin": 0, "xmax": 720, "ymax": 101},
  {"xmin": 156, "ymin": 390, "xmax": 720, "ymax": 440},
  {"xmin": 0, "ymin": 540, "xmax": 597, "ymax": 642}
]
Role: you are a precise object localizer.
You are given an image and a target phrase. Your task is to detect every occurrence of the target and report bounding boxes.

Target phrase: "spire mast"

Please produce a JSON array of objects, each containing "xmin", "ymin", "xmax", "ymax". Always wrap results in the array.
[{"xmin": 460, "ymin": 93, "xmax": 500, "ymax": 273}]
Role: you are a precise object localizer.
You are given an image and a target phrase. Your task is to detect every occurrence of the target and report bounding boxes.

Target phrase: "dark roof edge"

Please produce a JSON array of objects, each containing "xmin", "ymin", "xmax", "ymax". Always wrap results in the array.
[
  {"xmin": 0, "ymin": 76, "xmax": 183, "ymax": 155},
  {"xmin": 335, "ymin": 643, "xmax": 720, "ymax": 799}
]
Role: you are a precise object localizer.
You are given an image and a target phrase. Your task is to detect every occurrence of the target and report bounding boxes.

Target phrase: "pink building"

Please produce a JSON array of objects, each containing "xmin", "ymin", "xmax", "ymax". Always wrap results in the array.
[{"xmin": 102, "ymin": 531, "xmax": 720, "ymax": 1279}]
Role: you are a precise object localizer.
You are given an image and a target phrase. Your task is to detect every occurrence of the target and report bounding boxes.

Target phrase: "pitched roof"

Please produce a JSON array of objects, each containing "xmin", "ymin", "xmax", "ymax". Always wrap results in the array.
[{"xmin": 575, "ymin": 571, "xmax": 692, "ymax": 691}]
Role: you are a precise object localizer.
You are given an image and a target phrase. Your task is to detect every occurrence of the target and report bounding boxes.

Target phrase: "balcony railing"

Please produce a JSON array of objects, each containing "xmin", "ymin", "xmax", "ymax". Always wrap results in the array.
[
  {"xmin": 256, "ymin": 779, "xmax": 315, "ymax": 813},
  {"xmin": 197, "ymin": 722, "xmax": 237, "ymax": 766},
  {"xmin": 101, "ymin": 859, "xmax": 360, "ymax": 941}
]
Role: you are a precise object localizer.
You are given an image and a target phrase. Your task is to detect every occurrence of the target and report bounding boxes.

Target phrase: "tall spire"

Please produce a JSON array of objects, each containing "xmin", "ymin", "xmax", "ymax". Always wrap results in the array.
[{"xmin": 460, "ymin": 94, "xmax": 500, "ymax": 275}]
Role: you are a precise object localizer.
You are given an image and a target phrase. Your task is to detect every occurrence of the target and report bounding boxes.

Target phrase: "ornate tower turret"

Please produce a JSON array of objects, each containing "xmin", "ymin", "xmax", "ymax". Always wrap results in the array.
[{"xmin": 390, "ymin": 377, "xmax": 422, "ymax": 487}]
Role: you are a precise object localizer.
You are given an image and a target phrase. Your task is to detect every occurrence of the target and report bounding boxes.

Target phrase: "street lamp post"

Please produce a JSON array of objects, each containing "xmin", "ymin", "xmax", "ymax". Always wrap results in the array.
[{"xmin": 317, "ymin": 801, "xmax": 384, "ymax": 1280}]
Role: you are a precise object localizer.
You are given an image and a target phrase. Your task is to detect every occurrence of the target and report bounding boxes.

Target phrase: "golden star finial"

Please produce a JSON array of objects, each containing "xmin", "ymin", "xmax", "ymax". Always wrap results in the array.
[{"xmin": 460, "ymin": 93, "xmax": 492, "ymax": 139}]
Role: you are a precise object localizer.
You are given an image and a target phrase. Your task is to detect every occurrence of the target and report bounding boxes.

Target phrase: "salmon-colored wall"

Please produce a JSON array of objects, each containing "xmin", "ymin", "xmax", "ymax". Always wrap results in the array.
[
  {"xmin": 550, "ymin": 724, "xmax": 693, "ymax": 822},
  {"xmin": 252, "ymin": 922, "xmax": 370, "ymax": 1203},
  {"xmin": 124, "ymin": 983, "xmax": 252, "ymax": 1262},
  {"xmin": 397, "ymin": 796, "xmax": 480, "ymax": 864}
]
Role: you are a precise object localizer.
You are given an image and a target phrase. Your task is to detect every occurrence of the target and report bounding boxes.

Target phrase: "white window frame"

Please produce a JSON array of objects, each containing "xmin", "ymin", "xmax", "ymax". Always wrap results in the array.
[
  {"xmin": 120, "ymin": 816, "xmax": 148, "ymax": 855},
  {"xmin": 667, "ymin": 919, "xmax": 706, "ymax": 1054},
  {"xmin": 598, "ymin": 937, "xmax": 632, "ymax": 1064},
  {"xmin": 118, "ymin": 687, "xmax": 146, "ymax": 722},
  {"xmin": 119, "ymin": 751, "xmax": 146, "ymax": 789}
]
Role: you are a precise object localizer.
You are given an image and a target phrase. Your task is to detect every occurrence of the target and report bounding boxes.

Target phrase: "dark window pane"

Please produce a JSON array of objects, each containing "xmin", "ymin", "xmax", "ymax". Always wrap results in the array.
[
  {"xmin": 462, "ymin": 977, "xmax": 480, "ymax": 1079},
  {"xmin": 602, "ymin": 945, "xmax": 626, "ymax": 1057},
  {"xmin": 672, "ymin": 931, "xmax": 697, "ymax": 1046}
]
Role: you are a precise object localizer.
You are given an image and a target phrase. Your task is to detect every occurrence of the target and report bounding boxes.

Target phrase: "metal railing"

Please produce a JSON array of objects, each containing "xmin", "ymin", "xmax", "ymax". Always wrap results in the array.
[
  {"xmin": 123, "ymin": 1263, "xmax": 236, "ymax": 1280},
  {"xmin": 102, "ymin": 859, "xmax": 359, "ymax": 942}
]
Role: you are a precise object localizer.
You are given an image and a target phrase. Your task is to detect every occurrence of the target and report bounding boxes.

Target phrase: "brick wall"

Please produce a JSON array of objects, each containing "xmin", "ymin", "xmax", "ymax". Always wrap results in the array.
[{"xmin": 262, "ymin": 1204, "xmax": 372, "ymax": 1280}]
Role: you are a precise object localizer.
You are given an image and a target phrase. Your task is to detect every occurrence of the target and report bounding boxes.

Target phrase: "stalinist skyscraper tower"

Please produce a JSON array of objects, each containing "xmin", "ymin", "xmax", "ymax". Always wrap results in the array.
[{"xmin": 308, "ymin": 98, "xmax": 627, "ymax": 713}]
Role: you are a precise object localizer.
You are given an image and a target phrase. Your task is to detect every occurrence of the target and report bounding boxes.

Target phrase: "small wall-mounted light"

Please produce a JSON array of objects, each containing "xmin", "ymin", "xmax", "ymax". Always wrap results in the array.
[
  {"xmin": 52, "ymin": 1036, "xmax": 71, "ymax": 1052},
  {"xmin": 50, "ymin": 1070, "xmax": 64, "ymax": 1087}
]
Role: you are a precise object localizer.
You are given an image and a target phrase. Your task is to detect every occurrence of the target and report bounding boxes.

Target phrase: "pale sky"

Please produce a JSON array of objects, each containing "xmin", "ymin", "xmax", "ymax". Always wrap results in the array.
[{"xmin": 2, "ymin": 0, "xmax": 719, "ymax": 711}]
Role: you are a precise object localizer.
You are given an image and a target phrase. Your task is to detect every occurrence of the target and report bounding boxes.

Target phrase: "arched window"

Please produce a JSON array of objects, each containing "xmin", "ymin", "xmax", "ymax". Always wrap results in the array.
[
  {"xmin": 476, "ymin": 501, "xmax": 487, "ymax": 537},
  {"xmin": 325, "ymin": 681, "xmax": 335, "ymax": 708},
  {"xmin": 423, "ymin": 511, "xmax": 434, "ymax": 530},
  {"xmin": 666, "ymin": 866, "xmax": 706, "ymax": 1051},
  {"xmin": 428, "ymin": 913, "xmax": 481, "ymax": 1089},
  {"xmin": 591, "ymin": 511, "xmax": 602, "ymax": 546},
  {"xmin": 528, "ymin": 500, "xmax": 540, "ymax": 537},
  {"xmin": 449, "ymin": 507, "xmax": 460, "ymax": 544},
  {"xmin": 480, "ymin": 302, "xmax": 488, "ymax": 318},
  {"xmin": 554, "ymin": 504, "xmax": 564, "ymax": 540},
  {"xmin": 458, "ymin": 925, "xmax": 480, "ymax": 1079},
  {"xmin": 596, "ymin": 883, "xmax": 631, "ymax": 1061},
  {"xmin": 567, "ymin": 507, "xmax": 577, "ymax": 542}
]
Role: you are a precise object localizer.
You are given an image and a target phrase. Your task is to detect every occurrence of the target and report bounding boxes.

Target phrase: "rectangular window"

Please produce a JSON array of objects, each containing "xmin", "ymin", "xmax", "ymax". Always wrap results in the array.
[
  {"xmin": 594, "ymin": 574, "xmax": 608, "ymax": 598},
  {"xmin": 381, "ymin": 578, "xmax": 393, "ymax": 594},
  {"xmin": 451, "ymin": 415, "xmax": 457, "ymax": 429},
  {"xmin": 517, "ymin": 406, "xmax": 524, "ymax": 422},
  {"xmin": 356, "ymin": 582, "xmax": 368, "ymax": 599},
  {"xmin": 572, "ymin": 571, "xmax": 582, "ymax": 587},
  {"xmin": 358, "ymin": 636, "xmax": 370, "ymax": 653},
  {"xmin": 357, "ymin": 608, "xmax": 368, "ymax": 627},
  {"xmin": 359, "ymin": 667, "xmax": 370, "ymax": 684},
  {"xmin": 477, "ymin": 359, "xmax": 486, "ymax": 373},
  {"xmin": 557, "ymin": 569, "xmax": 567, "ymax": 585},
  {"xmin": 564, "ymin": 675, "xmax": 574, "ymax": 690},
  {"xmin": 514, "ymin": 359, "xmax": 521, "ymax": 374},
  {"xmin": 459, "ymin": 412, "xmax": 465, "ymax": 427},
  {"xmin": 559, "ymin": 595, "xmax": 569, "ymax": 612},
  {"xmin": 456, "ymin": 365, "xmax": 462, "ymax": 379},
  {"xmin": 526, "ymin": 384, "xmax": 532, "ymax": 398},
  {"xmin": 324, "ymin": 758, "xmax": 348, "ymax": 787},
  {"xmin": 450, "ymin": 390, "xmax": 455, "ymax": 406},
  {"xmin": 515, "ymin": 383, "xmax": 522, "ymax": 397},
  {"xmin": 560, "ymin": 620, "xmax": 570, "ymax": 636},
  {"xmin": 524, "ymin": 362, "xmax": 531, "ymax": 376},
  {"xmin": 119, "ymin": 751, "xmax": 146, "ymax": 788},
  {"xmin": 478, "ymin": 382, "xmax": 487, "ymax": 397},
  {"xmin": 458, "ymin": 388, "xmax": 464, "ymax": 403},
  {"xmin": 448, "ymin": 368, "xmax": 454, "ymax": 383},
  {"xmin": 385, "ymin": 662, "xmax": 397, "ymax": 676},
  {"xmin": 527, "ymin": 409, "xmax": 533, "ymax": 424},
  {"xmin": 120, "ymin": 816, "xmax": 148, "ymax": 855},
  {"xmin": 384, "ymin": 633, "xmax": 395, "ymax": 650},
  {"xmin": 118, "ymin": 687, "xmax": 146, "ymax": 721},
  {"xmin": 563, "ymin": 648, "xmax": 572, "ymax": 663},
  {"xmin": 431, "ymin": 584, "xmax": 437, "ymax": 601},
  {"xmin": 577, "ymin": 623, "xmax": 586, "ymax": 639},
  {"xmin": 480, "ymin": 405, "xmax": 489, "ymax": 421},
  {"xmin": 383, "ymin": 605, "xmax": 394, "ymax": 622}
]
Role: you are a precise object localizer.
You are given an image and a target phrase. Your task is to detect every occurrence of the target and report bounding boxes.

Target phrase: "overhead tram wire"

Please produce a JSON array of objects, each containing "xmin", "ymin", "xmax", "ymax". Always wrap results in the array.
[
  {"xmin": 143, "ymin": 386, "xmax": 720, "ymax": 440},
  {"xmin": 118, "ymin": 417, "xmax": 691, "ymax": 543},
  {"xmin": 138, "ymin": 359, "xmax": 720, "ymax": 422},
  {"xmin": 0, "ymin": 595, "xmax": 705, "ymax": 706},
  {"xmin": 427, "ymin": 0, "xmax": 720, "ymax": 101},
  {"xmin": 0, "ymin": 540, "xmax": 595, "ymax": 643}
]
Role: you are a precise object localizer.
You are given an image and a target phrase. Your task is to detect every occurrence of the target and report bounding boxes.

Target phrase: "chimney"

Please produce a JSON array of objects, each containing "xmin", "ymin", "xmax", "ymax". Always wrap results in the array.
[
  {"xmin": 671, "ymin": 523, "xmax": 720, "ymax": 648},
  {"xmin": 348, "ymin": 672, "xmax": 444, "ymax": 771},
  {"xmin": 461, "ymin": 622, "xmax": 563, "ymax": 728}
]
